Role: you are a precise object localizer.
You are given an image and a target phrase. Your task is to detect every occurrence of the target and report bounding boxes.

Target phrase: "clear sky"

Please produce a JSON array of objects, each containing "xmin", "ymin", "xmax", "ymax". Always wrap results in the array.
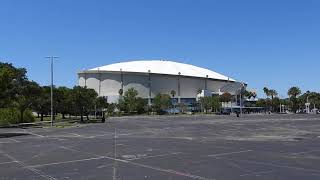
[{"xmin": 1, "ymin": 0, "xmax": 319, "ymax": 98}]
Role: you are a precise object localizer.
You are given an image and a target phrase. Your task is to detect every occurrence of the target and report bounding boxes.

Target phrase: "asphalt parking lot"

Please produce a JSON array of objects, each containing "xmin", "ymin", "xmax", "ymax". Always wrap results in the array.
[{"xmin": 1, "ymin": 114, "xmax": 320, "ymax": 180}]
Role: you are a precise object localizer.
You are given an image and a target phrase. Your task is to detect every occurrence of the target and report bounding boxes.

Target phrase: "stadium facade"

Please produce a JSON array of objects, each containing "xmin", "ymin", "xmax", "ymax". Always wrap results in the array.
[{"xmin": 78, "ymin": 60, "xmax": 244, "ymax": 105}]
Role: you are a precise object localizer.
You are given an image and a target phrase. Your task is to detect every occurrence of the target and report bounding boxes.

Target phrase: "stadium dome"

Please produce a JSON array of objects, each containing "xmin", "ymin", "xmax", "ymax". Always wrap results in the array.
[
  {"xmin": 78, "ymin": 60, "xmax": 242, "ymax": 104},
  {"xmin": 90, "ymin": 60, "xmax": 235, "ymax": 81}
]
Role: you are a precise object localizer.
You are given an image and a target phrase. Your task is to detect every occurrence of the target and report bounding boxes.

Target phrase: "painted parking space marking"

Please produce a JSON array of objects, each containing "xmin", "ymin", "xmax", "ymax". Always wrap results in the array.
[{"xmin": 208, "ymin": 150, "xmax": 253, "ymax": 157}]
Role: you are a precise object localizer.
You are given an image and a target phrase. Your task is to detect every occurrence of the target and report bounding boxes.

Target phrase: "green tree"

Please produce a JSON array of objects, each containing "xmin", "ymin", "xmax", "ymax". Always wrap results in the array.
[
  {"xmin": 0, "ymin": 62, "xmax": 28, "ymax": 108},
  {"xmin": 263, "ymin": 87, "xmax": 270, "ymax": 98},
  {"xmin": 95, "ymin": 96, "xmax": 108, "ymax": 121},
  {"xmin": 123, "ymin": 88, "xmax": 139, "ymax": 113},
  {"xmin": 117, "ymin": 88, "xmax": 146, "ymax": 114},
  {"xmin": 71, "ymin": 86, "xmax": 98, "ymax": 122},
  {"xmin": 107, "ymin": 103, "xmax": 116, "ymax": 116},
  {"xmin": 269, "ymin": 89, "xmax": 278, "ymax": 99},
  {"xmin": 15, "ymin": 81, "xmax": 41, "ymax": 122},
  {"xmin": 288, "ymin": 86, "xmax": 301, "ymax": 113},
  {"xmin": 96, "ymin": 96, "xmax": 108, "ymax": 110},
  {"xmin": 256, "ymin": 99, "xmax": 267, "ymax": 108},
  {"xmin": 220, "ymin": 92, "xmax": 232, "ymax": 102},
  {"xmin": 32, "ymin": 86, "xmax": 51, "ymax": 121},
  {"xmin": 153, "ymin": 93, "xmax": 171, "ymax": 114},
  {"xmin": 199, "ymin": 96, "xmax": 212, "ymax": 113},
  {"xmin": 211, "ymin": 96, "xmax": 221, "ymax": 112},
  {"xmin": 55, "ymin": 86, "xmax": 73, "ymax": 119}
]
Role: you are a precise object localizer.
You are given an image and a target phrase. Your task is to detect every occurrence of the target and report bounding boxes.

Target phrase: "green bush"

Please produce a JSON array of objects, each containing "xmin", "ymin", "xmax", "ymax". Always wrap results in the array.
[{"xmin": 0, "ymin": 108, "xmax": 35, "ymax": 126}]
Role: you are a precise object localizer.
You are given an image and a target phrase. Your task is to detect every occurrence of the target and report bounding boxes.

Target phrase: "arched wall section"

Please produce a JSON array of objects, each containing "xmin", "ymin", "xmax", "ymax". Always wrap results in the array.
[{"xmin": 78, "ymin": 72, "xmax": 236, "ymax": 103}]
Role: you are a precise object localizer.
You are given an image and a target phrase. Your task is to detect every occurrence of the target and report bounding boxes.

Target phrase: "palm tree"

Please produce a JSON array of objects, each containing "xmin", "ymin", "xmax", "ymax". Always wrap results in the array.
[
  {"xmin": 288, "ymin": 87, "xmax": 301, "ymax": 98},
  {"xmin": 269, "ymin": 89, "xmax": 278, "ymax": 99},
  {"xmin": 263, "ymin": 87, "xmax": 270, "ymax": 98},
  {"xmin": 288, "ymin": 86, "xmax": 301, "ymax": 113}
]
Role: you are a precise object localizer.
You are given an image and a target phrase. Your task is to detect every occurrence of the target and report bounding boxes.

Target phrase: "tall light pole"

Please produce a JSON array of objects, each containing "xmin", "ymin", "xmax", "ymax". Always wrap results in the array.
[{"xmin": 45, "ymin": 56, "xmax": 59, "ymax": 126}]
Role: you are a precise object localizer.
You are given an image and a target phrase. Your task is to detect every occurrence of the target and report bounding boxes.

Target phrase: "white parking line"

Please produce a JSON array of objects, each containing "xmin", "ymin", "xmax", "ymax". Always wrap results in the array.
[
  {"xmin": 240, "ymin": 170, "xmax": 275, "ymax": 177},
  {"xmin": 208, "ymin": 150, "xmax": 253, "ymax": 157},
  {"xmin": 292, "ymin": 150, "xmax": 320, "ymax": 155},
  {"xmin": 2, "ymin": 152, "xmax": 57, "ymax": 180},
  {"xmin": 9, "ymin": 138, "xmax": 20, "ymax": 143},
  {"xmin": 60, "ymin": 146, "xmax": 214, "ymax": 180},
  {"xmin": 0, "ymin": 161, "xmax": 18, "ymax": 165},
  {"xmin": 28, "ymin": 157, "xmax": 107, "ymax": 168},
  {"xmin": 126, "ymin": 152, "xmax": 182, "ymax": 161},
  {"xmin": 223, "ymin": 157, "xmax": 320, "ymax": 175},
  {"xmin": 28, "ymin": 132, "xmax": 45, "ymax": 137}
]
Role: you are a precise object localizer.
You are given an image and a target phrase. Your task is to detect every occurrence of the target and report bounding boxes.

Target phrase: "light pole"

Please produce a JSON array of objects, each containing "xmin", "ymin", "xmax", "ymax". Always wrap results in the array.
[{"xmin": 45, "ymin": 56, "xmax": 59, "ymax": 126}]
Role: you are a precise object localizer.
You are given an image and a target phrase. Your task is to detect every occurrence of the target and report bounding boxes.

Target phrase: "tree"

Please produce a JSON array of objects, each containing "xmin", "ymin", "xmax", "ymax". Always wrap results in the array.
[
  {"xmin": 256, "ymin": 99, "xmax": 267, "ymax": 108},
  {"xmin": 95, "ymin": 96, "xmax": 108, "ymax": 120},
  {"xmin": 288, "ymin": 86, "xmax": 301, "ymax": 113},
  {"xmin": 117, "ymin": 88, "xmax": 146, "ymax": 114},
  {"xmin": 288, "ymin": 87, "xmax": 301, "ymax": 98},
  {"xmin": 269, "ymin": 89, "xmax": 278, "ymax": 99},
  {"xmin": 211, "ymin": 96, "xmax": 221, "ymax": 112},
  {"xmin": 124, "ymin": 88, "xmax": 138, "ymax": 112},
  {"xmin": 107, "ymin": 103, "xmax": 116, "ymax": 116},
  {"xmin": 262, "ymin": 87, "xmax": 278, "ymax": 112},
  {"xmin": 55, "ymin": 86, "xmax": 73, "ymax": 119},
  {"xmin": 220, "ymin": 92, "xmax": 232, "ymax": 102},
  {"xmin": 71, "ymin": 86, "xmax": 98, "ymax": 122},
  {"xmin": 96, "ymin": 96, "xmax": 108, "ymax": 110},
  {"xmin": 0, "ymin": 62, "xmax": 28, "ymax": 108},
  {"xmin": 199, "ymin": 97, "xmax": 212, "ymax": 113},
  {"xmin": 32, "ymin": 86, "xmax": 51, "ymax": 121},
  {"xmin": 153, "ymin": 94, "xmax": 171, "ymax": 114},
  {"xmin": 263, "ymin": 87, "xmax": 270, "ymax": 98},
  {"xmin": 15, "ymin": 81, "xmax": 41, "ymax": 122}
]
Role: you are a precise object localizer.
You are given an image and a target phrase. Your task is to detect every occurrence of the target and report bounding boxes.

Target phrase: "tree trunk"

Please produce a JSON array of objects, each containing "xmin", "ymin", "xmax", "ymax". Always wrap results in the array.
[
  {"xmin": 62, "ymin": 113, "xmax": 65, "ymax": 119},
  {"xmin": 41, "ymin": 113, "xmax": 44, "ymax": 121},
  {"xmin": 80, "ymin": 114, "xmax": 84, "ymax": 122},
  {"xmin": 86, "ymin": 114, "xmax": 89, "ymax": 121}
]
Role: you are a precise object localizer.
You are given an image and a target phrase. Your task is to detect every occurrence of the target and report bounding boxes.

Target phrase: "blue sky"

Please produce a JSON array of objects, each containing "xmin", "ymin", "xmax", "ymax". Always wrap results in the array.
[{"xmin": 1, "ymin": 0, "xmax": 319, "ymax": 98}]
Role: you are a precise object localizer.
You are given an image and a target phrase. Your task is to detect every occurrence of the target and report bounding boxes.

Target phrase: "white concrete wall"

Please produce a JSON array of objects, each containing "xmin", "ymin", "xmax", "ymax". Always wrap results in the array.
[
  {"xmin": 150, "ymin": 74, "xmax": 178, "ymax": 97},
  {"xmin": 78, "ymin": 72, "xmax": 236, "ymax": 103}
]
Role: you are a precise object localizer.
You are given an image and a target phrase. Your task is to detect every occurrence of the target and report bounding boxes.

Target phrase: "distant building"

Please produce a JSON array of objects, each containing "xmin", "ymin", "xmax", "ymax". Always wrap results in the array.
[{"xmin": 78, "ymin": 60, "xmax": 245, "ymax": 105}]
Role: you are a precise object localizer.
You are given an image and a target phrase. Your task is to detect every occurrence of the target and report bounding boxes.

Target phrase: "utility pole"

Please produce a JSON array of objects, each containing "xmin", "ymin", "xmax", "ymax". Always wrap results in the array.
[{"xmin": 45, "ymin": 56, "xmax": 59, "ymax": 127}]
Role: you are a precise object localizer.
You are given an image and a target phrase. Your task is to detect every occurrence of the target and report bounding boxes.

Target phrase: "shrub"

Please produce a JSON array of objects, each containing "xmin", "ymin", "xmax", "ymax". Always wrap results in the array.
[
  {"xmin": 152, "ymin": 94, "xmax": 171, "ymax": 114},
  {"xmin": 0, "ymin": 108, "xmax": 35, "ymax": 126}
]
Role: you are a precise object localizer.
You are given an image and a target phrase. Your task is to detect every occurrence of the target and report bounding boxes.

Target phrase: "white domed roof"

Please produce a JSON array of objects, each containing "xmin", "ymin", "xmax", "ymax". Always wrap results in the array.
[{"xmin": 89, "ymin": 60, "xmax": 235, "ymax": 81}]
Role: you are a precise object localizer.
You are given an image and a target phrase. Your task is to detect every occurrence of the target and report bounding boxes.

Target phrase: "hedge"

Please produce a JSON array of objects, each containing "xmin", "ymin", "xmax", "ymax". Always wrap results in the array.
[{"xmin": 0, "ymin": 108, "xmax": 35, "ymax": 126}]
